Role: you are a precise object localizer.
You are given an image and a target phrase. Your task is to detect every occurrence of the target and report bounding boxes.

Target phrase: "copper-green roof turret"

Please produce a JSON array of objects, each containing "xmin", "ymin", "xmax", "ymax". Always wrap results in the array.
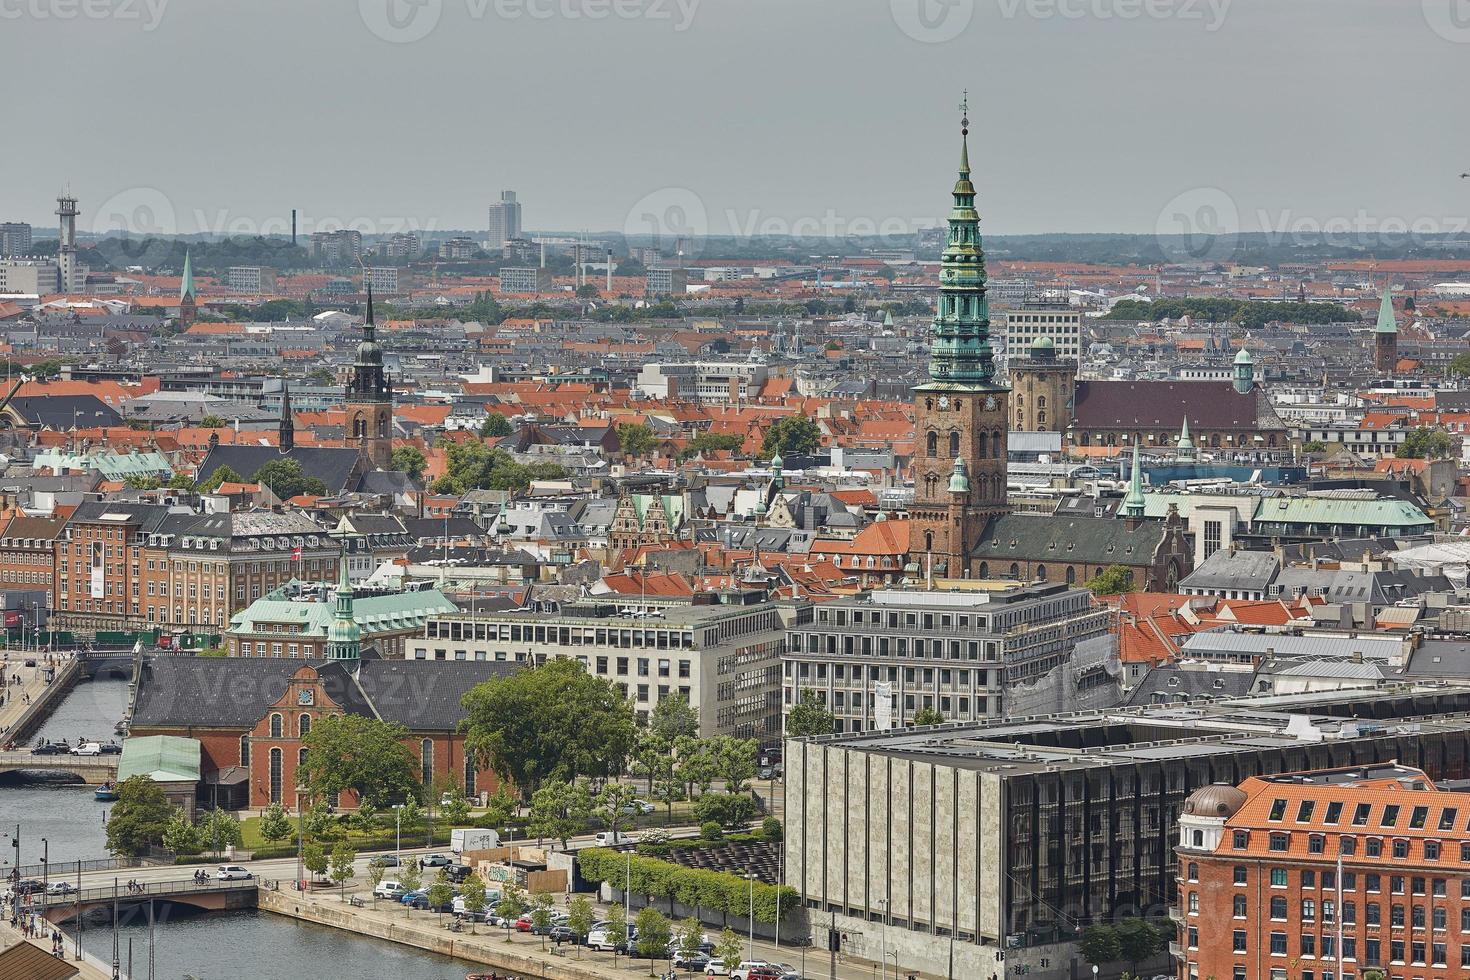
[
  {"xmin": 920, "ymin": 92, "xmax": 1000, "ymax": 391},
  {"xmin": 179, "ymin": 249, "xmax": 195, "ymax": 302},
  {"xmin": 1122, "ymin": 442, "xmax": 1146, "ymax": 519},
  {"xmin": 1375, "ymin": 287, "xmax": 1398, "ymax": 334},
  {"xmin": 325, "ymin": 548, "xmax": 361, "ymax": 660},
  {"xmin": 1233, "ymin": 346, "xmax": 1254, "ymax": 395},
  {"xmin": 948, "ymin": 455, "xmax": 970, "ymax": 495},
  {"xmin": 1176, "ymin": 416, "xmax": 1194, "ymax": 459}
]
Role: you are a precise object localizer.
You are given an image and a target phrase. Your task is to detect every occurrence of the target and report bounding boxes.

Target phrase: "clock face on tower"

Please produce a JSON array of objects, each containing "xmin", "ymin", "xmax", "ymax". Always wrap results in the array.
[
  {"xmin": 938, "ymin": 396, "xmax": 950, "ymax": 410},
  {"xmin": 297, "ymin": 688, "xmax": 314, "ymax": 706},
  {"xmin": 985, "ymin": 396, "xmax": 997, "ymax": 411}
]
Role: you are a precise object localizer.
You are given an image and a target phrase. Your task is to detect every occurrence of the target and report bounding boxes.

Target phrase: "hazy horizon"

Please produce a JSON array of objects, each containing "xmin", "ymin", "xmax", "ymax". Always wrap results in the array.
[{"xmin": 4, "ymin": 0, "xmax": 1467, "ymax": 244}]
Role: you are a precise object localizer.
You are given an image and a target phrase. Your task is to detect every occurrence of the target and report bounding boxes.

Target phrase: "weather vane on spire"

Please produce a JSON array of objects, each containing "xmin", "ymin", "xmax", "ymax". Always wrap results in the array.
[{"xmin": 959, "ymin": 89, "xmax": 969, "ymax": 135}]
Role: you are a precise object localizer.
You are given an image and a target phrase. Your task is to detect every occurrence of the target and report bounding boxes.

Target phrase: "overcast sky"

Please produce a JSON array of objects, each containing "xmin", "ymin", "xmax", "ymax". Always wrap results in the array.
[{"xmin": 4, "ymin": 0, "xmax": 1466, "ymax": 241}]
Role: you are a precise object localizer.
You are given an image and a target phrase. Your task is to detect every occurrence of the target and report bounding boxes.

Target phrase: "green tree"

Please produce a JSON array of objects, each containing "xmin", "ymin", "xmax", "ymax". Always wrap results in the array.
[
  {"xmin": 259, "ymin": 802, "xmax": 293, "ymax": 844},
  {"xmin": 700, "ymin": 821, "xmax": 723, "ymax": 842},
  {"xmin": 440, "ymin": 793, "xmax": 470, "ymax": 826},
  {"xmin": 196, "ymin": 464, "xmax": 244, "ymax": 494},
  {"xmin": 531, "ymin": 891, "xmax": 555, "ymax": 949},
  {"xmin": 635, "ymin": 906, "xmax": 672, "ymax": 973},
  {"xmin": 678, "ymin": 432, "xmax": 744, "ymax": 460},
  {"xmin": 693, "ymin": 793, "xmax": 758, "ymax": 830},
  {"xmin": 1396, "ymin": 426, "xmax": 1456, "ymax": 459},
  {"xmin": 200, "ymin": 414, "xmax": 225, "ymax": 428},
  {"xmin": 605, "ymin": 902, "xmax": 629, "ymax": 962},
  {"xmin": 617, "ymin": 422, "xmax": 658, "ymax": 460},
  {"xmin": 1079, "ymin": 924, "xmax": 1122, "ymax": 966},
  {"xmin": 649, "ymin": 693, "xmax": 700, "ymax": 741},
  {"xmin": 1088, "ymin": 564, "xmax": 1137, "ymax": 597},
  {"xmin": 479, "ymin": 413, "xmax": 512, "ymax": 438},
  {"xmin": 303, "ymin": 840, "xmax": 329, "ymax": 882},
  {"xmin": 495, "ymin": 882, "xmax": 524, "ymax": 937},
  {"xmin": 1116, "ymin": 917, "xmax": 1165, "ymax": 969},
  {"xmin": 162, "ymin": 807, "xmax": 203, "ymax": 856},
  {"xmin": 461, "ymin": 657, "xmax": 636, "ymax": 795},
  {"xmin": 427, "ymin": 871, "xmax": 455, "ymax": 916},
  {"xmin": 197, "ymin": 808, "xmax": 243, "ymax": 854},
  {"xmin": 330, "ymin": 841, "xmax": 356, "ymax": 901},
  {"xmin": 397, "ymin": 860, "xmax": 421, "ymax": 897},
  {"xmin": 528, "ymin": 778, "xmax": 594, "ymax": 849},
  {"xmin": 298, "ymin": 714, "xmax": 421, "ymax": 809},
  {"xmin": 251, "ymin": 458, "xmax": 327, "ymax": 500},
  {"xmin": 123, "ymin": 476, "xmax": 164, "ymax": 490},
  {"xmin": 785, "ymin": 689, "xmax": 836, "ymax": 737},
  {"xmin": 390, "ymin": 445, "xmax": 427, "ymax": 482},
  {"xmin": 714, "ymin": 927, "xmax": 742, "ymax": 974},
  {"xmin": 367, "ymin": 859, "xmax": 385, "ymax": 906},
  {"xmin": 576, "ymin": 283, "xmax": 600, "ymax": 299},
  {"xmin": 461, "ymin": 874, "xmax": 487, "ymax": 931},
  {"xmin": 911, "ymin": 706, "xmax": 945, "ymax": 727},
  {"xmin": 307, "ymin": 367, "xmax": 336, "ymax": 385},
  {"xmin": 432, "ymin": 439, "xmax": 566, "ymax": 494},
  {"xmin": 1301, "ymin": 440, "xmax": 1327, "ymax": 454},
  {"xmin": 675, "ymin": 916, "xmax": 704, "ymax": 977},
  {"xmin": 1447, "ymin": 353, "xmax": 1470, "ymax": 378},
  {"xmin": 761, "ymin": 816, "xmax": 782, "ymax": 843},
  {"xmin": 482, "ymin": 786, "xmax": 517, "ymax": 827},
  {"xmin": 709, "ymin": 736, "xmax": 757, "ymax": 795},
  {"xmin": 567, "ymin": 894, "xmax": 595, "ymax": 954},
  {"xmin": 596, "ymin": 783, "xmax": 640, "ymax": 837},
  {"xmin": 761, "ymin": 414, "xmax": 821, "ymax": 458}
]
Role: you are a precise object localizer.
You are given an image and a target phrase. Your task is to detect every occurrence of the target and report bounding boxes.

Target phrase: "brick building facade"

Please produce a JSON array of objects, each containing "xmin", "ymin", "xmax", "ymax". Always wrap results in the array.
[{"xmin": 1176, "ymin": 763, "xmax": 1470, "ymax": 980}]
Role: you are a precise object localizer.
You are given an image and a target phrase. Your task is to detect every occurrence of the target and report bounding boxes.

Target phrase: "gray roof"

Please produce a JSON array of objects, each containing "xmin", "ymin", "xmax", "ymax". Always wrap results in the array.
[
  {"xmin": 1124, "ymin": 665, "xmax": 1255, "ymax": 706},
  {"xmin": 196, "ymin": 445, "xmax": 365, "ymax": 494},
  {"xmin": 1179, "ymin": 549, "xmax": 1280, "ymax": 593},
  {"xmin": 1178, "ymin": 628, "xmax": 1405, "ymax": 662},
  {"xmin": 970, "ymin": 513, "xmax": 1165, "ymax": 567}
]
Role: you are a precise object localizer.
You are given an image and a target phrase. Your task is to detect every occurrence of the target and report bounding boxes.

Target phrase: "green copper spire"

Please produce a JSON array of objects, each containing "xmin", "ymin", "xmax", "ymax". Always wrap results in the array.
[
  {"xmin": 179, "ymin": 249, "xmax": 195, "ymax": 302},
  {"xmin": 325, "ymin": 546, "xmax": 361, "ymax": 661},
  {"xmin": 1176, "ymin": 416, "xmax": 1194, "ymax": 459},
  {"xmin": 923, "ymin": 92, "xmax": 999, "ymax": 389},
  {"xmin": 1122, "ymin": 442, "xmax": 1145, "ymax": 519},
  {"xmin": 948, "ymin": 455, "xmax": 970, "ymax": 495},
  {"xmin": 1375, "ymin": 286, "xmax": 1398, "ymax": 334}
]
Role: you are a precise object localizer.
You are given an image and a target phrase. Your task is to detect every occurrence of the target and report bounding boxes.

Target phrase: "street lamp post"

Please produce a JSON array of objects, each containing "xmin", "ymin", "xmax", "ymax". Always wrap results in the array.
[
  {"xmin": 39, "ymin": 837, "xmax": 48, "ymax": 922},
  {"xmin": 394, "ymin": 804, "xmax": 405, "ymax": 869},
  {"xmin": 746, "ymin": 872, "xmax": 757, "ymax": 962},
  {"xmin": 295, "ymin": 797, "xmax": 304, "ymax": 890},
  {"xmin": 877, "ymin": 898, "xmax": 888, "ymax": 980}
]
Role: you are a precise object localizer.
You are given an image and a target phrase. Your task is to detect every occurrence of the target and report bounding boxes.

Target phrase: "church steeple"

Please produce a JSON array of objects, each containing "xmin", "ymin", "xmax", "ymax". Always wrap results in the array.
[
  {"xmin": 279, "ymin": 381, "xmax": 295, "ymax": 452},
  {"xmin": 324, "ymin": 546, "xmax": 361, "ymax": 661},
  {"xmin": 1122, "ymin": 442, "xmax": 1146, "ymax": 520},
  {"xmin": 922, "ymin": 91, "xmax": 1000, "ymax": 389},
  {"xmin": 346, "ymin": 281, "xmax": 393, "ymax": 468},
  {"xmin": 178, "ymin": 249, "xmax": 198, "ymax": 327}
]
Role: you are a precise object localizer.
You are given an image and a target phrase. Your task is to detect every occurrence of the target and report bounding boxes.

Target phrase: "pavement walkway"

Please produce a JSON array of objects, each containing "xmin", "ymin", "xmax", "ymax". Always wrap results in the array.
[{"xmin": 0, "ymin": 652, "xmax": 67, "ymax": 746}]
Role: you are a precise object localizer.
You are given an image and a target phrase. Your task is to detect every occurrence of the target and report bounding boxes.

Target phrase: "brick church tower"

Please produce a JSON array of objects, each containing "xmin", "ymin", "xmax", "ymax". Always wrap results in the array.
[
  {"xmin": 908, "ymin": 96, "xmax": 1010, "ymax": 579},
  {"xmin": 1374, "ymin": 286, "xmax": 1398, "ymax": 374},
  {"xmin": 345, "ymin": 284, "xmax": 393, "ymax": 469}
]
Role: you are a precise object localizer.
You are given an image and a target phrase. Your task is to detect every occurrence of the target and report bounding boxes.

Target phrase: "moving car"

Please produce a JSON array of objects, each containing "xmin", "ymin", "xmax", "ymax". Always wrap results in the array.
[
  {"xmin": 214, "ymin": 865, "xmax": 252, "ymax": 881},
  {"xmin": 71, "ymin": 742, "xmax": 103, "ymax": 756},
  {"xmin": 99, "ymin": 742, "xmax": 122, "ymax": 755},
  {"xmin": 419, "ymin": 853, "xmax": 454, "ymax": 868},
  {"xmin": 373, "ymin": 880, "xmax": 408, "ymax": 899},
  {"xmin": 31, "ymin": 742, "xmax": 68, "ymax": 755},
  {"xmin": 46, "ymin": 881, "xmax": 77, "ymax": 895},
  {"xmin": 594, "ymin": 830, "xmax": 635, "ymax": 847},
  {"xmin": 368, "ymin": 854, "xmax": 401, "ymax": 868},
  {"xmin": 620, "ymin": 799, "xmax": 656, "ymax": 815}
]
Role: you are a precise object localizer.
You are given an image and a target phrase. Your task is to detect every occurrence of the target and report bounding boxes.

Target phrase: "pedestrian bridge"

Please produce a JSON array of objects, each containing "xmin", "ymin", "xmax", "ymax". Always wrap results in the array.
[
  {"xmin": 0, "ymin": 750, "xmax": 118, "ymax": 785},
  {"xmin": 37, "ymin": 878, "xmax": 259, "ymax": 924}
]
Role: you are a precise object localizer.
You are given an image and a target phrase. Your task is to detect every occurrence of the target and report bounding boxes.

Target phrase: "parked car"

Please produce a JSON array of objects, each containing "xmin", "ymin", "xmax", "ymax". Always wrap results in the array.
[
  {"xmin": 214, "ymin": 865, "xmax": 252, "ymax": 881},
  {"xmin": 22, "ymin": 658, "xmax": 36, "ymax": 667},
  {"xmin": 673, "ymin": 951, "xmax": 711, "ymax": 970},
  {"xmin": 588, "ymin": 928, "xmax": 628, "ymax": 952},
  {"xmin": 400, "ymin": 890, "xmax": 427, "ymax": 905},
  {"xmin": 444, "ymin": 863, "xmax": 473, "ymax": 883},
  {"xmin": 547, "ymin": 925, "xmax": 578, "ymax": 944},
  {"xmin": 594, "ymin": 830, "xmax": 636, "ymax": 847},
  {"xmin": 99, "ymin": 742, "xmax": 122, "ymax": 755},
  {"xmin": 719, "ymin": 962, "xmax": 775, "ymax": 980},
  {"xmin": 773, "ymin": 966, "xmax": 802, "ymax": 980},
  {"xmin": 409, "ymin": 894, "xmax": 454, "ymax": 912},
  {"xmin": 71, "ymin": 742, "xmax": 103, "ymax": 756},
  {"xmin": 514, "ymin": 914, "xmax": 534, "ymax": 932},
  {"xmin": 30, "ymin": 743, "xmax": 67, "ymax": 755},
  {"xmin": 419, "ymin": 853, "xmax": 453, "ymax": 868},
  {"xmin": 373, "ymin": 880, "xmax": 408, "ymax": 899},
  {"xmin": 368, "ymin": 854, "xmax": 400, "ymax": 868}
]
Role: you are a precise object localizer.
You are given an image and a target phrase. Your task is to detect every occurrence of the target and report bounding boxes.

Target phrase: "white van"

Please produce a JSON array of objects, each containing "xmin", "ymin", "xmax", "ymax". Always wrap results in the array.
[{"xmin": 374, "ymin": 879, "xmax": 408, "ymax": 899}]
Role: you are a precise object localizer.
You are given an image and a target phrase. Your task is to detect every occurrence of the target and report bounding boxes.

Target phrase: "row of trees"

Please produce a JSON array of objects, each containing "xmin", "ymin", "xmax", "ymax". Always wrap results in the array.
[{"xmin": 1078, "ymin": 918, "xmax": 1171, "ymax": 970}]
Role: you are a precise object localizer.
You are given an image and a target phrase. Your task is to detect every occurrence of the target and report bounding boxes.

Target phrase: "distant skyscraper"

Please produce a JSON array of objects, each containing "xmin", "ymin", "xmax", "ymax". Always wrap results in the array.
[
  {"xmin": 0, "ymin": 222, "xmax": 32, "ymax": 257},
  {"xmin": 487, "ymin": 191, "xmax": 522, "ymax": 249}
]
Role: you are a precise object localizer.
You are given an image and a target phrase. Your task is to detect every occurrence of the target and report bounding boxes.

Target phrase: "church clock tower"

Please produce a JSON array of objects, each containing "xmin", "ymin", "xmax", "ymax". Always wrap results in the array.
[
  {"xmin": 345, "ymin": 284, "xmax": 393, "ymax": 469},
  {"xmin": 908, "ymin": 95, "xmax": 1010, "ymax": 579}
]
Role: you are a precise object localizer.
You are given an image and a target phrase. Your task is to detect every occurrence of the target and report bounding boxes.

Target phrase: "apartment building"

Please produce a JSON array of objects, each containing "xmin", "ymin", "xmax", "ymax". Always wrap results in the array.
[
  {"xmin": 0, "ymin": 222, "xmax": 32, "ymax": 257},
  {"xmin": 1002, "ymin": 302, "xmax": 1084, "ymax": 363},
  {"xmin": 415, "ymin": 592, "xmax": 789, "ymax": 742},
  {"xmin": 226, "ymin": 266, "xmax": 278, "ymax": 294},
  {"xmin": 646, "ymin": 267, "xmax": 689, "ymax": 297},
  {"xmin": 1175, "ymin": 763, "xmax": 1470, "ymax": 980},
  {"xmin": 498, "ymin": 267, "xmax": 550, "ymax": 294},
  {"xmin": 225, "ymin": 580, "xmax": 456, "ymax": 659},
  {"xmin": 487, "ymin": 191, "xmax": 522, "ymax": 249},
  {"xmin": 365, "ymin": 266, "xmax": 407, "ymax": 295},
  {"xmin": 634, "ymin": 361, "xmax": 769, "ymax": 403},
  {"xmin": 52, "ymin": 501, "xmax": 171, "ymax": 634},
  {"xmin": 0, "ymin": 515, "xmax": 65, "ymax": 607},
  {"xmin": 781, "ymin": 583, "xmax": 1111, "ymax": 731}
]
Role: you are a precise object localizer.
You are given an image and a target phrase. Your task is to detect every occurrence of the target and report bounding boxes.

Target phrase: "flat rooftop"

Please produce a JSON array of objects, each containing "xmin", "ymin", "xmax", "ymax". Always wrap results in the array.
[{"xmin": 801, "ymin": 685, "xmax": 1470, "ymax": 776}]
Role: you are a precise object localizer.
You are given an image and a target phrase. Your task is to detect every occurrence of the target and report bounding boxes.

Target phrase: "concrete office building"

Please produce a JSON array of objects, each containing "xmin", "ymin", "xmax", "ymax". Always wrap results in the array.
[
  {"xmin": 1003, "ymin": 303, "xmax": 1084, "ymax": 363},
  {"xmin": 634, "ymin": 361, "xmax": 769, "ymax": 403},
  {"xmin": 786, "ymin": 686, "xmax": 1470, "ymax": 979},
  {"xmin": 646, "ymin": 267, "xmax": 689, "ymax": 297},
  {"xmin": 498, "ymin": 267, "xmax": 551, "ymax": 294},
  {"xmin": 0, "ymin": 259, "xmax": 59, "ymax": 294},
  {"xmin": 782, "ymin": 584, "xmax": 1111, "ymax": 731},
  {"xmin": 226, "ymin": 266, "xmax": 278, "ymax": 294},
  {"xmin": 415, "ymin": 592, "xmax": 790, "ymax": 743}
]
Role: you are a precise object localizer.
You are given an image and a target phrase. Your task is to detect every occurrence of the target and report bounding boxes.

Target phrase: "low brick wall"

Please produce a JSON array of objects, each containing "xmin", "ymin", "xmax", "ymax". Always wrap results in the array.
[{"xmin": 257, "ymin": 889, "xmax": 620, "ymax": 980}]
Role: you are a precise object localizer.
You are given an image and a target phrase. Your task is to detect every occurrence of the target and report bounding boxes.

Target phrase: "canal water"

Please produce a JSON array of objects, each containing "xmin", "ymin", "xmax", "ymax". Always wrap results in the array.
[{"xmin": 5, "ymin": 678, "xmax": 473, "ymax": 979}]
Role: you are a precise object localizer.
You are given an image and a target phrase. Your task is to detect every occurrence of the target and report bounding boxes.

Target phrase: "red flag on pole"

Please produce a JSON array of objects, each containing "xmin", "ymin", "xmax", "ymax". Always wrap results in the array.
[{"xmin": 291, "ymin": 546, "xmax": 302, "ymax": 561}]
